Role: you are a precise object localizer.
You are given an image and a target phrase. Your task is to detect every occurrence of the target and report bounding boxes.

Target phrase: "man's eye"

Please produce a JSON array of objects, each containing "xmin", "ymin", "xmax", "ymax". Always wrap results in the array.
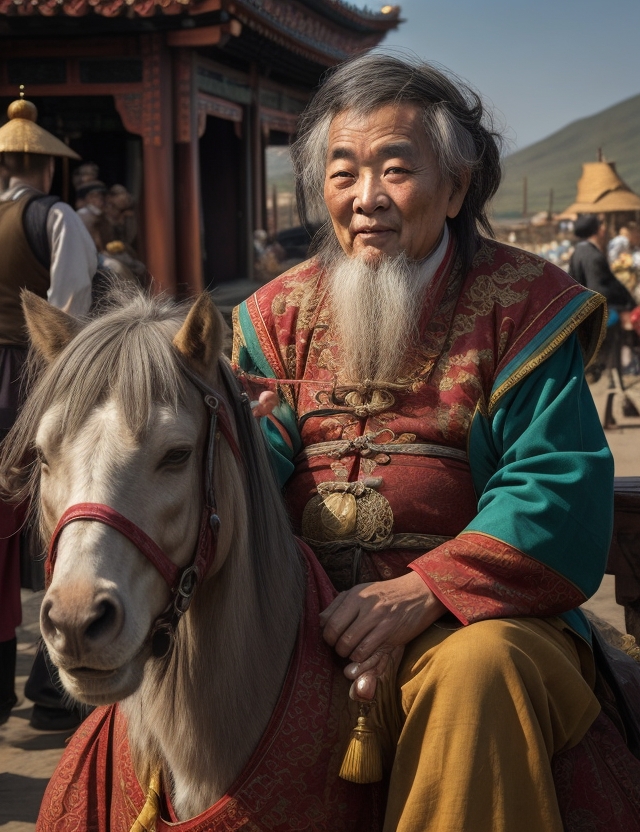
[
  {"xmin": 329, "ymin": 170, "xmax": 353, "ymax": 179},
  {"xmin": 386, "ymin": 167, "xmax": 410, "ymax": 175},
  {"xmin": 160, "ymin": 448, "xmax": 192, "ymax": 468}
]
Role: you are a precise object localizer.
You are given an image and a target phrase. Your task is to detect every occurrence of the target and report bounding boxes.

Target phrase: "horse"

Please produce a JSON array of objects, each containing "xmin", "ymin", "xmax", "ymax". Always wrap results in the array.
[{"xmin": 1, "ymin": 287, "xmax": 383, "ymax": 831}]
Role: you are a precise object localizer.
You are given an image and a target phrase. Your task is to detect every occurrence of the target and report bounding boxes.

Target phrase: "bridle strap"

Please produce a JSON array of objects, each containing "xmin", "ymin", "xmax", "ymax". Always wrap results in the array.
[
  {"xmin": 178, "ymin": 359, "xmax": 242, "ymax": 464},
  {"xmin": 47, "ymin": 503, "xmax": 182, "ymax": 588}
]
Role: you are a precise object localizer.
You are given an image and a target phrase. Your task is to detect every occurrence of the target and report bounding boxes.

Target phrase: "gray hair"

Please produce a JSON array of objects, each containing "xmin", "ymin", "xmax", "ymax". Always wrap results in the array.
[{"xmin": 291, "ymin": 53, "xmax": 503, "ymax": 273}]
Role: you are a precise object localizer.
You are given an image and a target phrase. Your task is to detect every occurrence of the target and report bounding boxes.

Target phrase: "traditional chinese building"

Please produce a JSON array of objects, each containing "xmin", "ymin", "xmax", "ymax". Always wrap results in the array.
[{"xmin": 0, "ymin": 0, "xmax": 400, "ymax": 295}]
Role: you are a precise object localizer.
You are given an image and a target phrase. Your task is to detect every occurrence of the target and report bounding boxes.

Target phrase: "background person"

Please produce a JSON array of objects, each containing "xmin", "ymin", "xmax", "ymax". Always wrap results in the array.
[
  {"xmin": 0, "ymin": 95, "xmax": 96, "ymax": 729},
  {"xmin": 569, "ymin": 213, "xmax": 635, "ymax": 382},
  {"xmin": 76, "ymin": 179, "xmax": 113, "ymax": 252}
]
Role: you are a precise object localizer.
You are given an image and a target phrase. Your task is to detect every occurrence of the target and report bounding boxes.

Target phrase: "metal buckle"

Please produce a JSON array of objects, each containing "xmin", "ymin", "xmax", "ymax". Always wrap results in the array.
[{"xmin": 174, "ymin": 565, "xmax": 198, "ymax": 614}]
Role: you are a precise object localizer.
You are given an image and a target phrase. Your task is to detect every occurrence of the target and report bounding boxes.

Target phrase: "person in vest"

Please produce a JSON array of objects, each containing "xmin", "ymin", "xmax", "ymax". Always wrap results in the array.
[{"xmin": 0, "ymin": 94, "xmax": 96, "ymax": 728}]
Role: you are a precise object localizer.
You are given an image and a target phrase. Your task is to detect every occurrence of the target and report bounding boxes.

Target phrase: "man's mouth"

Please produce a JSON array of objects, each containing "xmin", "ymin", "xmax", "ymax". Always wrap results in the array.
[{"xmin": 353, "ymin": 227, "xmax": 394, "ymax": 239}]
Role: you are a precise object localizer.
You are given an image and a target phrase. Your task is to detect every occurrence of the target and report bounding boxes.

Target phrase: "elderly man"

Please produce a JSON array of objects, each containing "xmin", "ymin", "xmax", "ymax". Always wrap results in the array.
[{"xmin": 233, "ymin": 55, "xmax": 637, "ymax": 831}]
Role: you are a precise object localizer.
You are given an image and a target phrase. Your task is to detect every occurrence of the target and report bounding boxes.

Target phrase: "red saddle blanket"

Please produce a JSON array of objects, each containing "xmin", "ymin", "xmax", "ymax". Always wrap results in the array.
[{"xmin": 36, "ymin": 547, "xmax": 385, "ymax": 832}]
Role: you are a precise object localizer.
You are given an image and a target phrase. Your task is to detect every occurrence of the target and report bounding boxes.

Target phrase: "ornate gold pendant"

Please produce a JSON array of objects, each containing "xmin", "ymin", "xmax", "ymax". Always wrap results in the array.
[{"xmin": 302, "ymin": 481, "xmax": 393, "ymax": 545}]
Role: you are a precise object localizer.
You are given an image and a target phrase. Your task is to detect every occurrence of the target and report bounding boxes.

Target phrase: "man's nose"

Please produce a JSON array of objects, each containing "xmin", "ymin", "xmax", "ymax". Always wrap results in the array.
[{"xmin": 353, "ymin": 174, "xmax": 388, "ymax": 214}]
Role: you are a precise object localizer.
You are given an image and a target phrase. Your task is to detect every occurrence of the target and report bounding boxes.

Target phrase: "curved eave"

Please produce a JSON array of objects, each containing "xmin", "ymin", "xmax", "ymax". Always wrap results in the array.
[
  {"xmin": 274, "ymin": 0, "xmax": 401, "ymax": 33},
  {"xmin": 230, "ymin": 1, "xmax": 398, "ymax": 67},
  {"xmin": 560, "ymin": 189, "xmax": 640, "ymax": 216}
]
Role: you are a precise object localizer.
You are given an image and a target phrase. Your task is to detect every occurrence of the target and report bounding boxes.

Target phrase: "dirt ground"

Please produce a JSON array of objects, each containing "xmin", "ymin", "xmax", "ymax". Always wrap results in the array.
[{"xmin": 1, "ymin": 376, "xmax": 639, "ymax": 832}]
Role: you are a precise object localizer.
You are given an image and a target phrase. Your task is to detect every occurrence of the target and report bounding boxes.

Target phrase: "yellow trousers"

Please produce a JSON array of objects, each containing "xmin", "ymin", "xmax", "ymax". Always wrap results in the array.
[{"xmin": 379, "ymin": 617, "xmax": 600, "ymax": 832}]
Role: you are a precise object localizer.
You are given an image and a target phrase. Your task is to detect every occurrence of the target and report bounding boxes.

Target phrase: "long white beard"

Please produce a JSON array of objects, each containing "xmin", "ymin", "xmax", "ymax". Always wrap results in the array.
[{"xmin": 322, "ymin": 239, "xmax": 433, "ymax": 384}]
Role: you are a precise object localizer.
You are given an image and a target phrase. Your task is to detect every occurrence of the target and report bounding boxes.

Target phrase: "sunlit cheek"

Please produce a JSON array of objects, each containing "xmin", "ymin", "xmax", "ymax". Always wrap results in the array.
[
  {"xmin": 40, "ymin": 472, "xmax": 67, "ymax": 532},
  {"xmin": 152, "ymin": 471, "xmax": 201, "ymax": 563}
]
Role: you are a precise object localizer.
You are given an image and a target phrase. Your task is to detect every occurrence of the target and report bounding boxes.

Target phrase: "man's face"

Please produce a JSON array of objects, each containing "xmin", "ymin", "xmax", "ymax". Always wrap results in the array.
[
  {"xmin": 596, "ymin": 221, "xmax": 609, "ymax": 247},
  {"xmin": 87, "ymin": 191, "xmax": 105, "ymax": 211},
  {"xmin": 323, "ymin": 103, "xmax": 468, "ymax": 264}
]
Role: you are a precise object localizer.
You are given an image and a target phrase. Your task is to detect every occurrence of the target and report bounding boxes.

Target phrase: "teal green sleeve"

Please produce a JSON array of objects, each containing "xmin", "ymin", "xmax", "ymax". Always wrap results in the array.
[
  {"xmin": 235, "ymin": 303, "xmax": 302, "ymax": 488},
  {"xmin": 467, "ymin": 333, "xmax": 613, "ymax": 634}
]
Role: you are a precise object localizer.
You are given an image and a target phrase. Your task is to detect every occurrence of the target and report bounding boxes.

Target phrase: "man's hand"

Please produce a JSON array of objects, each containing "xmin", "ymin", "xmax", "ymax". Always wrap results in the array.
[
  {"xmin": 319, "ymin": 571, "xmax": 447, "ymax": 700},
  {"xmin": 250, "ymin": 390, "xmax": 278, "ymax": 417}
]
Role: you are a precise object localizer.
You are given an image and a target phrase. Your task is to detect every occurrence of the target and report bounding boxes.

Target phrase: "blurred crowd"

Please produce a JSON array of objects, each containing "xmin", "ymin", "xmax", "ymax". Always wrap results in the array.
[
  {"xmin": 505, "ymin": 219, "xmax": 640, "ymax": 378},
  {"xmin": 71, "ymin": 162, "xmax": 148, "ymax": 294}
]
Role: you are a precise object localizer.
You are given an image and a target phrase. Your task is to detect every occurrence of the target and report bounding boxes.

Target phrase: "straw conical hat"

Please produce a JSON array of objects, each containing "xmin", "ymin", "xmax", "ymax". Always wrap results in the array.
[{"xmin": 0, "ymin": 98, "xmax": 80, "ymax": 159}]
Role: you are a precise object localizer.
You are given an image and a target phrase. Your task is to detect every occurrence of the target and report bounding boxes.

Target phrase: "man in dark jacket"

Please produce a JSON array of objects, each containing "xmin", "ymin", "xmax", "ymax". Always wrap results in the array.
[{"xmin": 569, "ymin": 214, "xmax": 635, "ymax": 380}]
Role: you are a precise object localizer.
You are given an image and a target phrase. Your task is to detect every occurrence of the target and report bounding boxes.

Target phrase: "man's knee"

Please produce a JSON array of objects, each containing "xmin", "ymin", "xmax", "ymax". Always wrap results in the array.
[
  {"xmin": 399, "ymin": 617, "xmax": 583, "ymax": 710},
  {"xmin": 397, "ymin": 617, "xmax": 598, "ymax": 753}
]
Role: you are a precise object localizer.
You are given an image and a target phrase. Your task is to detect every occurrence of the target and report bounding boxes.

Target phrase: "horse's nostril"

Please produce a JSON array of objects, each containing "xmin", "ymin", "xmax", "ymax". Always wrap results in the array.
[
  {"xmin": 40, "ymin": 598, "xmax": 57, "ymax": 640},
  {"xmin": 85, "ymin": 599, "xmax": 120, "ymax": 642}
]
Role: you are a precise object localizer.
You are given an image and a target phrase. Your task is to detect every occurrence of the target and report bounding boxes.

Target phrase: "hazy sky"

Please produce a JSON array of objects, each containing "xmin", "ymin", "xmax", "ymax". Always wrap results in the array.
[{"xmin": 350, "ymin": 0, "xmax": 640, "ymax": 151}]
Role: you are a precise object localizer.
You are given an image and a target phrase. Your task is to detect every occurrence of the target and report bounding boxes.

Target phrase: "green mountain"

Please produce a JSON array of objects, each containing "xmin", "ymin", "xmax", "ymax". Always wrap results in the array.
[{"xmin": 492, "ymin": 93, "xmax": 640, "ymax": 219}]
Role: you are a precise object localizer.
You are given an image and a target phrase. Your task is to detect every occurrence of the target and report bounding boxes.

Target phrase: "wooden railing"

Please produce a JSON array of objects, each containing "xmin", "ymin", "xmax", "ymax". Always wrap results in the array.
[{"xmin": 608, "ymin": 477, "xmax": 640, "ymax": 639}]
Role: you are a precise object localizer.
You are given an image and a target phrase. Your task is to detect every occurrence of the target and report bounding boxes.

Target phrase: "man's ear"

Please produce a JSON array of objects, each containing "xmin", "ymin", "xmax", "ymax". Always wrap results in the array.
[
  {"xmin": 446, "ymin": 169, "xmax": 472, "ymax": 220},
  {"xmin": 172, "ymin": 292, "xmax": 228, "ymax": 377},
  {"xmin": 21, "ymin": 290, "xmax": 82, "ymax": 364}
]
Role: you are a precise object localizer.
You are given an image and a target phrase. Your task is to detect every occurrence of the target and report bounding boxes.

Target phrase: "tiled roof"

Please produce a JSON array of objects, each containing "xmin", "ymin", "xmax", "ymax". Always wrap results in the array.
[{"xmin": 0, "ymin": 0, "xmax": 400, "ymax": 29}]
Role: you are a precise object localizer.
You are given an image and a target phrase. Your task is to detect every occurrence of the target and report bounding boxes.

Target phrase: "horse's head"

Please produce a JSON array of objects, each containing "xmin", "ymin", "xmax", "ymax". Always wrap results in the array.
[{"xmin": 4, "ymin": 289, "xmax": 235, "ymax": 705}]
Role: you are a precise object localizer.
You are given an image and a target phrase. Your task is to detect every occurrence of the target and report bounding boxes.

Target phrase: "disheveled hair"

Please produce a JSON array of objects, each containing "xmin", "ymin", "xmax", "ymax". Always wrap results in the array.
[{"xmin": 291, "ymin": 53, "xmax": 503, "ymax": 273}]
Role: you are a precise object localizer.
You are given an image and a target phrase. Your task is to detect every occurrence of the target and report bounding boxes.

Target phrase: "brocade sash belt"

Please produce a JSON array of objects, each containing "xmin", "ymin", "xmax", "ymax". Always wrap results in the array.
[
  {"xmin": 305, "ymin": 532, "xmax": 450, "ymax": 555},
  {"xmin": 304, "ymin": 533, "xmax": 451, "ymax": 592},
  {"xmin": 297, "ymin": 438, "xmax": 469, "ymax": 463}
]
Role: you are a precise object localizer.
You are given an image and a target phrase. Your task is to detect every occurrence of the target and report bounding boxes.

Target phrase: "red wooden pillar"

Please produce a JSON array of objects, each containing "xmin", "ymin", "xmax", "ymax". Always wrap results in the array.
[
  {"xmin": 250, "ymin": 63, "xmax": 265, "ymax": 234},
  {"xmin": 173, "ymin": 49, "xmax": 204, "ymax": 297},
  {"xmin": 140, "ymin": 34, "xmax": 176, "ymax": 296}
]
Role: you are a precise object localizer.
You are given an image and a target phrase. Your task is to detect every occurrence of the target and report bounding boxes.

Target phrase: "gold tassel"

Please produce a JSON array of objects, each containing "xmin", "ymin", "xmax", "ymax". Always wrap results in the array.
[
  {"xmin": 339, "ymin": 701, "xmax": 383, "ymax": 784},
  {"xmin": 130, "ymin": 769, "xmax": 162, "ymax": 832}
]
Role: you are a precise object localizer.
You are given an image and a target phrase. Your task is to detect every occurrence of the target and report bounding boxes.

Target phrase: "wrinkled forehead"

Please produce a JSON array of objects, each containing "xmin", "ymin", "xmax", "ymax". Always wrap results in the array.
[{"xmin": 326, "ymin": 103, "xmax": 435, "ymax": 167}]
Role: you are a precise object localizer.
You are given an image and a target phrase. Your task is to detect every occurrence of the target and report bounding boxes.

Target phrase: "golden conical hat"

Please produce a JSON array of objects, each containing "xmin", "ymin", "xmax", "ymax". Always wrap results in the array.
[{"xmin": 0, "ymin": 98, "xmax": 80, "ymax": 159}]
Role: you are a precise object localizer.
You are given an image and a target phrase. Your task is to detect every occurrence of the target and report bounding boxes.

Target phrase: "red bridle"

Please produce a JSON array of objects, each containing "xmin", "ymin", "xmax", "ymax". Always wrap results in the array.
[{"xmin": 44, "ymin": 360, "xmax": 244, "ymax": 658}]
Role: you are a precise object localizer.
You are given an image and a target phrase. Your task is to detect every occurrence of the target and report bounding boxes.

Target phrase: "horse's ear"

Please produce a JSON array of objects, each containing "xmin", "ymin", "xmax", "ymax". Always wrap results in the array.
[
  {"xmin": 21, "ymin": 290, "xmax": 82, "ymax": 363},
  {"xmin": 173, "ymin": 292, "xmax": 226, "ymax": 375}
]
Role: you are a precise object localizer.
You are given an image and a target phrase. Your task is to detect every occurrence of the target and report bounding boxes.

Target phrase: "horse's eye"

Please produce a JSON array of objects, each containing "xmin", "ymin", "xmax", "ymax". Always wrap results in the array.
[
  {"xmin": 160, "ymin": 448, "xmax": 192, "ymax": 468},
  {"xmin": 35, "ymin": 447, "xmax": 49, "ymax": 467}
]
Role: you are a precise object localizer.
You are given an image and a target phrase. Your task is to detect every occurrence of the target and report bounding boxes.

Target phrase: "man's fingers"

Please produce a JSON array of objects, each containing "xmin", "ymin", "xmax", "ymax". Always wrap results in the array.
[
  {"xmin": 344, "ymin": 650, "xmax": 390, "ymax": 679},
  {"xmin": 332, "ymin": 614, "xmax": 384, "ymax": 658},
  {"xmin": 318, "ymin": 591, "xmax": 348, "ymax": 626},
  {"xmin": 249, "ymin": 390, "xmax": 278, "ymax": 418},
  {"xmin": 350, "ymin": 672, "xmax": 377, "ymax": 701},
  {"xmin": 320, "ymin": 585, "xmax": 374, "ymax": 650},
  {"xmin": 344, "ymin": 644, "xmax": 404, "ymax": 681}
]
